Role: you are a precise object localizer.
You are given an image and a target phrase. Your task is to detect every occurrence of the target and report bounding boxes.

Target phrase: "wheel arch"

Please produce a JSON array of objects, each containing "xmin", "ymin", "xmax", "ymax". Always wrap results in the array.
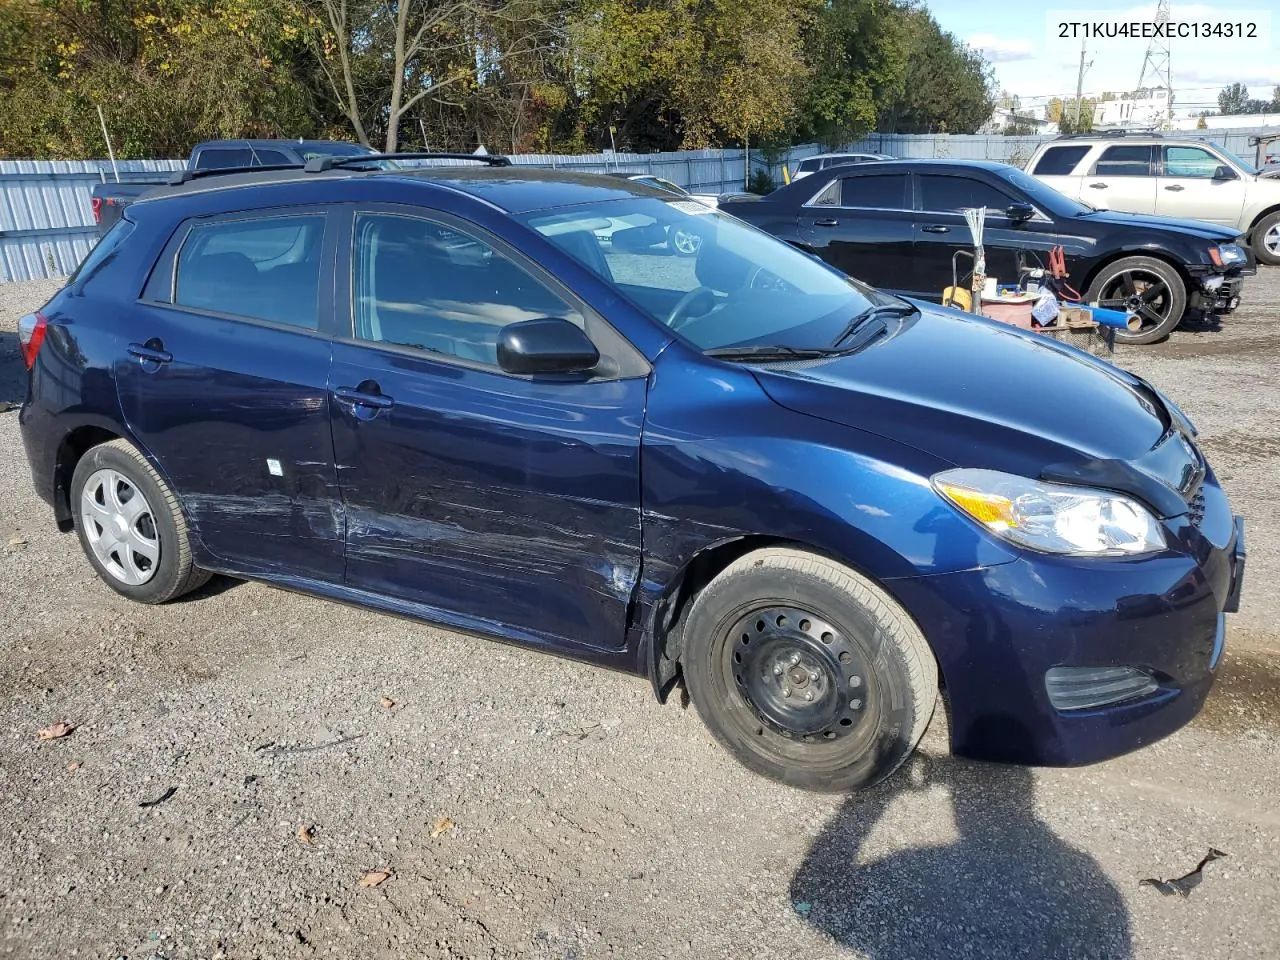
[
  {"xmin": 52, "ymin": 422, "xmax": 126, "ymax": 531},
  {"xmin": 1247, "ymin": 203, "xmax": 1280, "ymax": 234},
  {"xmin": 643, "ymin": 534, "xmax": 941, "ymax": 703},
  {"xmin": 1076, "ymin": 248, "xmax": 1192, "ymax": 297}
]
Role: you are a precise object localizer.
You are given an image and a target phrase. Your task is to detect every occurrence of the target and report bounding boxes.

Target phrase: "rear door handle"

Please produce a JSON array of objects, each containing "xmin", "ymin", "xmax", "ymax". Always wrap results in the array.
[
  {"xmin": 812, "ymin": 218, "xmax": 840, "ymax": 227},
  {"xmin": 1164, "ymin": 184, "xmax": 1185, "ymax": 192},
  {"xmin": 334, "ymin": 386, "xmax": 394, "ymax": 409},
  {"xmin": 1089, "ymin": 182, "xmax": 1108, "ymax": 189},
  {"xmin": 127, "ymin": 342, "xmax": 172, "ymax": 364},
  {"xmin": 921, "ymin": 225, "xmax": 950, "ymax": 234}
]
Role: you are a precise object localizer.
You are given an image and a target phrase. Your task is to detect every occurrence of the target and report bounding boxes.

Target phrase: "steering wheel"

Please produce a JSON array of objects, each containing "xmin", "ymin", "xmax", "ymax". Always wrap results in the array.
[
  {"xmin": 667, "ymin": 286, "xmax": 718, "ymax": 331},
  {"xmin": 747, "ymin": 265, "xmax": 792, "ymax": 293}
]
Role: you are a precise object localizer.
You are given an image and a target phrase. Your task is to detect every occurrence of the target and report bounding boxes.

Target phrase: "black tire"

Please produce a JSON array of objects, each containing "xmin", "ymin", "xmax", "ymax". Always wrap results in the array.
[
  {"xmin": 1084, "ymin": 256, "xmax": 1187, "ymax": 345},
  {"xmin": 70, "ymin": 438, "xmax": 211, "ymax": 604},
  {"xmin": 681, "ymin": 547, "xmax": 937, "ymax": 792},
  {"xmin": 1251, "ymin": 211, "xmax": 1280, "ymax": 266}
]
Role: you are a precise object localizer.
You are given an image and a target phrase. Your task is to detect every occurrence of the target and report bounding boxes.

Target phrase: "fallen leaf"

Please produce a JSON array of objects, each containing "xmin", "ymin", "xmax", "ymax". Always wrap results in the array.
[
  {"xmin": 359, "ymin": 868, "xmax": 392, "ymax": 888},
  {"xmin": 296, "ymin": 824, "xmax": 316, "ymax": 845},
  {"xmin": 66, "ymin": 760, "xmax": 81, "ymax": 773},
  {"xmin": 379, "ymin": 696, "xmax": 396, "ymax": 710},
  {"xmin": 37, "ymin": 721, "xmax": 75, "ymax": 741},
  {"xmin": 8, "ymin": 535, "xmax": 28, "ymax": 547},
  {"xmin": 430, "ymin": 816, "xmax": 455, "ymax": 839}
]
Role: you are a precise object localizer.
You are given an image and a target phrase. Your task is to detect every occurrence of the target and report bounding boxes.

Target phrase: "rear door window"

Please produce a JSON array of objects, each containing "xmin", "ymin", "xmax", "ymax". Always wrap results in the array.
[
  {"xmin": 1092, "ymin": 145, "xmax": 1154, "ymax": 177},
  {"xmin": 251, "ymin": 149, "xmax": 292, "ymax": 166},
  {"xmin": 1032, "ymin": 145, "xmax": 1090, "ymax": 176},
  {"xmin": 171, "ymin": 214, "xmax": 326, "ymax": 329},
  {"xmin": 836, "ymin": 174, "xmax": 909, "ymax": 210}
]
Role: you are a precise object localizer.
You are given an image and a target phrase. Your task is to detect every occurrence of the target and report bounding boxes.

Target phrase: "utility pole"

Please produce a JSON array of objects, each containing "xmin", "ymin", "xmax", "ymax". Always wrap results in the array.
[{"xmin": 1073, "ymin": 39, "xmax": 1090, "ymax": 131}]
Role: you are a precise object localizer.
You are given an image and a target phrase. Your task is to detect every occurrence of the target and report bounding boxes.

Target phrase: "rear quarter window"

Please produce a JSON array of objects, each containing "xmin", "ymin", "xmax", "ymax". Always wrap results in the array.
[
  {"xmin": 1032, "ymin": 145, "xmax": 1090, "ymax": 176},
  {"xmin": 798, "ymin": 158, "xmax": 823, "ymax": 173}
]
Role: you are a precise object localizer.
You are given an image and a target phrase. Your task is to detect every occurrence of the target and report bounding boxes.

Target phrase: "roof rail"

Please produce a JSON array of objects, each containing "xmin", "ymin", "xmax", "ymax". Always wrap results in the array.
[
  {"xmin": 166, "ymin": 163, "xmax": 304, "ymax": 185},
  {"xmin": 1053, "ymin": 130, "xmax": 1164, "ymax": 141},
  {"xmin": 302, "ymin": 151, "xmax": 514, "ymax": 173}
]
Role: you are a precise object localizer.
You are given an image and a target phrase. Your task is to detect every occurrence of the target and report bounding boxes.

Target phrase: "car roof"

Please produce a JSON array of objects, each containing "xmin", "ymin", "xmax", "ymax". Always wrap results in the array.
[
  {"xmin": 806, "ymin": 152, "xmax": 891, "ymax": 159},
  {"xmin": 135, "ymin": 165, "xmax": 672, "ymax": 215},
  {"xmin": 191, "ymin": 139, "xmax": 370, "ymax": 151},
  {"xmin": 814, "ymin": 158, "xmax": 1015, "ymax": 174}
]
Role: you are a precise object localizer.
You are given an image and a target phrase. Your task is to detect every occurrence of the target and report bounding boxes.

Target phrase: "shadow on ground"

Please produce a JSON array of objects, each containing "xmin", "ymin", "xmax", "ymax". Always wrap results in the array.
[
  {"xmin": 1, "ymin": 330, "xmax": 24, "ymax": 405},
  {"xmin": 791, "ymin": 751, "xmax": 1133, "ymax": 960}
]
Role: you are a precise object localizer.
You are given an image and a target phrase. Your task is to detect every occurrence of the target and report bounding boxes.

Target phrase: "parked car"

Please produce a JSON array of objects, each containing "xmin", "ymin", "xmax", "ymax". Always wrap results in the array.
[
  {"xmin": 606, "ymin": 173, "xmax": 755, "ymax": 254},
  {"xmin": 1027, "ymin": 135, "xmax": 1280, "ymax": 266},
  {"xmin": 90, "ymin": 139, "xmax": 393, "ymax": 235},
  {"xmin": 791, "ymin": 152, "xmax": 893, "ymax": 180},
  {"xmin": 720, "ymin": 158, "xmax": 1251, "ymax": 344},
  {"xmin": 18, "ymin": 157, "xmax": 1243, "ymax": 792}
]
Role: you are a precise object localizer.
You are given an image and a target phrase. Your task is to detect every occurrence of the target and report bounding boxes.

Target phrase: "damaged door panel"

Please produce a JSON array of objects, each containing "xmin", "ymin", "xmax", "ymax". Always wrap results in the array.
[
  {"xmin": 116, "ymin": 209, "xmax": 345, "ymax": 580},
  {"xmin": 329, "ymin": 344, "xmax": 645, "ymax": 649}
]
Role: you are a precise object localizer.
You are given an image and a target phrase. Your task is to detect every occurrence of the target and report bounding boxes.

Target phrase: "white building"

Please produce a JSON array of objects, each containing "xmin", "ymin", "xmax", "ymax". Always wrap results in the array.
[
  {"xmin": 1168, "ymin": 112, "xmax": 1280, "ymax": 131},
  {"xmin": 1093, "ymin": 90, "xmax": 1172, "ymax": 129}
]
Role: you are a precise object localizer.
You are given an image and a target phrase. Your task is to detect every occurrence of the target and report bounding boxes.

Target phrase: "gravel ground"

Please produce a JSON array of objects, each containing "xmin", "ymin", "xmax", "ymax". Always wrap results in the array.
[{"xmin": 2, "ymin": 270, "xmax": 1279, "ymax": 960}]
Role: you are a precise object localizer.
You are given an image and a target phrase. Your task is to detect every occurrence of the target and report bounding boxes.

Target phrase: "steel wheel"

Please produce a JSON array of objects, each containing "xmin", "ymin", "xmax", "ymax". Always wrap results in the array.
[
  {"xmin": 79, "ymin": 468, "xmax": 160, "ymax": 586},
  {"xmin": 725, "ymin": 606, "xmax": 870, "ymax": 743},
  {"xmin": 1093, "ymin": 268, "xmax": 1174, "ymax": 336}
]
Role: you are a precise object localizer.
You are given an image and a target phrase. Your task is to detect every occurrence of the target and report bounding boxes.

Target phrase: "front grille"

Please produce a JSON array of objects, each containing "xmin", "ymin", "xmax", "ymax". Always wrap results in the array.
[{"xmin": 1186, "ymin": 488, "xmax": 1206, "ymax": 528}]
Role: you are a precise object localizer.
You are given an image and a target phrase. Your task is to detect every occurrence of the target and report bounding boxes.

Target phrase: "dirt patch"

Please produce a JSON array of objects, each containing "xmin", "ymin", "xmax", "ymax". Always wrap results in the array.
[{"xmin": 1193, "ymin": 648, "xmax": 1280, "ymax": 736}]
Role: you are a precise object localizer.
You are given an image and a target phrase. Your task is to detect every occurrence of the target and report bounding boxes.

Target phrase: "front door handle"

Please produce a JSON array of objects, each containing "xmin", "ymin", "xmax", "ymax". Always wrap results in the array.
[
  {"xmin": 812, "ymin": 218, "xmax": 840, "ymax": 227},
  {"xmin": 1089, "ymin": 182, "xmax": 1108, "ymax": 190},
  {"xmin": 334, "ymin": 386, "xmax": 394, "ymax": 410},
  {"xmin": 1164, "ymin": 184, "xmax": 1185, "ymax": 192},
  {"xmin": 127, "ymin": 341, "xmax": 172, "ymax": 364},
  {"xmin": 921, "ymin": 225, "xmax": 951, "ymax": 234}
]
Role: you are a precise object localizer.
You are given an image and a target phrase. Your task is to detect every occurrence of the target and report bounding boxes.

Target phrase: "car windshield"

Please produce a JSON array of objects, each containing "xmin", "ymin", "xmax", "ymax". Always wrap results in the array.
[
  {"xmin": 1003, "ymin": 169, "xmax": 1095, "ymax": 217},
  {"xmin": 520, "ymin": 198, "xmax": 882, "ymax": 352}
]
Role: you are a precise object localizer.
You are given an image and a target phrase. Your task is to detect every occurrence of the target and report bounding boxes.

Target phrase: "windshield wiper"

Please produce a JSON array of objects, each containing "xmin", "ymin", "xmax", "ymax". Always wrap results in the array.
[
  {"xmin": 830, "ymin": 303, "xmax": 917, "ymax": 349},
  {"xmin": 705, "ymin": 344, "xmax": 845, "ymax": 362}
]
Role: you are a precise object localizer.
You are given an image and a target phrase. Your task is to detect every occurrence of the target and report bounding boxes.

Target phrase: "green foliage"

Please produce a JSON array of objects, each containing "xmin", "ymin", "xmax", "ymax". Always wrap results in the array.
[
  {"xmin": 1, "ymin": 0, "xmax": 1002, "ymax": 157},
  {"xmin": 747, "ymin": 168, "xmax": 775, "ymax": 195}
]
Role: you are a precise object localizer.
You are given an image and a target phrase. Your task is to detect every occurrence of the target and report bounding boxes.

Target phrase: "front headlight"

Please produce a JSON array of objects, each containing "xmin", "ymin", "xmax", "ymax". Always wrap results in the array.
[
  {"xmin": 1208, "ymin": 243, "xmax": 1246, "ymax": 267},
  {"xmin": 933, "ymin": 468, "xmax": 1166, "ymax": 557}
]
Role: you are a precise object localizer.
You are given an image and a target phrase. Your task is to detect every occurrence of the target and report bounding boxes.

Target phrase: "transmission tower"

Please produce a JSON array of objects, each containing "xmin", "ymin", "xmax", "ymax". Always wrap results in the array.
[{"xmin": 1137, "ymin": 0, "xmax": 1174, "ymax": 124}]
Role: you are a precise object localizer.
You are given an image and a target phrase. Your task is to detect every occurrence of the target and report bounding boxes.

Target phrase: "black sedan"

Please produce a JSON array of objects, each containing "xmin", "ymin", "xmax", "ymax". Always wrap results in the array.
[{"xmin": 720, "ymin": 159, "xmax": 1251, "ymax": 344}]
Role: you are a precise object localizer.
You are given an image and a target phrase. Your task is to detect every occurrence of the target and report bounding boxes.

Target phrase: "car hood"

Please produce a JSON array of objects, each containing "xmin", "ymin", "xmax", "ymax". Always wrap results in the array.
[
  {"xmin": 1078, "ymin": 208, "xmax": 1241, "ymax": 241},
  {"xmin": 753, "ymin": 304, "xmax": 1199, "ymax": 515}
]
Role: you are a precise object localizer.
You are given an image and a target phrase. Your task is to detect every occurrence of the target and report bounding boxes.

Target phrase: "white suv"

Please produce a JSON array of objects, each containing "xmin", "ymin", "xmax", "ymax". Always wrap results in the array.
[{"xmin": 1027, "ymin": 136, "xmax": 1280, "ymax": 265}]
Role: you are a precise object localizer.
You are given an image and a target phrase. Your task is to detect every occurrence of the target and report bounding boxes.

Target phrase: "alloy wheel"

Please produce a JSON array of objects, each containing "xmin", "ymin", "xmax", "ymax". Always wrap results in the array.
[
  {"xmin": 79, "ymin": 468, "xmax": 160, "ymax": 585},
  {"xmin": 1265, "ymin": 223, "xmax": 1280, "ymax": 257},
  {"xmin": 1093, "ymin": 268, "xmax": 1176, "ymax": 336}
]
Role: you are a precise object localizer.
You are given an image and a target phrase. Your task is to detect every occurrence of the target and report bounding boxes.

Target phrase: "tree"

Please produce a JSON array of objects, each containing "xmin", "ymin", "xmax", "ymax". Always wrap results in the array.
[
  {"xmin": 305, "ymin": 0, "xmax": 561, "ymax": 153},
  {"xmin": 877, "ymin": 5, "xmax": 993, "ymax": 134},
  {"xmin": 1056, "ymin": 98, "xmax": 1095, "ymax": 135},
  {"xmin": 1218, "ymin": 82, "xmax": 1249, "ymax": 115},
  {"xmin": 797, "ymin": 0, "xmax": 910, "ymax": 147},
  {"xmin": 0, "ymin": 0, "xmax": 320, "ymax": 159}
]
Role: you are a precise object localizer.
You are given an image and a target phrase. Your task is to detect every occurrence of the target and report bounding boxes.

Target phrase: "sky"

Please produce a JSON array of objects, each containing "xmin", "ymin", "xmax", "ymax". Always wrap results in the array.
[{"xmin": 926, "ymin": 0, "xmax": 1279, "ymax": 117}]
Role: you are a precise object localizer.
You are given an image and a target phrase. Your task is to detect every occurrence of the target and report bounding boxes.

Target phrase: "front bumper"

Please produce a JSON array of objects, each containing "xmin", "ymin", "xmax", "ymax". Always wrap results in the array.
[
  {"xmin": 1189, "ymin": 274, "xmax": 1245, "ymax": 314},
  {"xmin": 888, "ymin": 483, "xmax": 1243, "ymax": 767}
]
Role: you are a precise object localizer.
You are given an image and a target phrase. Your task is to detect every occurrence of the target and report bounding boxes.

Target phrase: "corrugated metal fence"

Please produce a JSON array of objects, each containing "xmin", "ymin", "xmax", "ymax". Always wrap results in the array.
[
  {"xmin": 0, "ymin": 159, "xmax": 185, "ymax": 283},
  {"xmin": 3, "ymin": 128, "xmax": 1275, "ymax": 282}
]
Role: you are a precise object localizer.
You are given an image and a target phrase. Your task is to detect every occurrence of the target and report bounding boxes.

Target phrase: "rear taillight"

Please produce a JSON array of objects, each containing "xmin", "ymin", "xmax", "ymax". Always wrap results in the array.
[
  {"xmin": 91, "ymin": 196, "xmax": 102, "ymax": 224},
  {"xmin": 17, "ymin": 312, "xmax": 48, "ymax": 369}
]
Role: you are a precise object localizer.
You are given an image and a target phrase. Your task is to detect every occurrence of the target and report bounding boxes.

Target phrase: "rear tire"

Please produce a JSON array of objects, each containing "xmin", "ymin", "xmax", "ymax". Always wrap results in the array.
[
  {"xmin": 1251, "ymin": 211, "xmax": 1280, "ymax": 266},
  {"xmin": 1084, "ymin": 256, "xmax": 1187, "ymax": 345},
  {"xmin": 70, "ymin": 439, "xmax": 211, "ymax": 604},
  {"xmin": 681, "ymin": 547, "xmax": 937, "ymax": 792}
]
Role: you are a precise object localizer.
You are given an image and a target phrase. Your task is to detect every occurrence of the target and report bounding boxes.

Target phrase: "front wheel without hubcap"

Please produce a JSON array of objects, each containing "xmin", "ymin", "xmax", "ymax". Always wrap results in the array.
[
  {"xmin": 1084, "ymin": 256, "xmax": 1187, "ymax": 345},
  {"xmin": 682, "ymin": 548, "xmax": 937, "ymax": 792}
]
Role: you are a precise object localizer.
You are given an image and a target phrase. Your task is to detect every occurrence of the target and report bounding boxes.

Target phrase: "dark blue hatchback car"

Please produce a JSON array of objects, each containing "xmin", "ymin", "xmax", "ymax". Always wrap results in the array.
[{"xmin": 17, "ymin": 158, "xmax": 1245, "ymax": 791}]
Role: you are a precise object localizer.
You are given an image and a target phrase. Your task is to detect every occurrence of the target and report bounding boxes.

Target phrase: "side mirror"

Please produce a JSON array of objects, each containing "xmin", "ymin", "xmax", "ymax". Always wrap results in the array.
[
  {"xmin": 1006, "ymin": 201, "xmax": 1036, "ymax": 221},
  {"xmin": 1212, "ymin": 165, "xmax": 1237, "ymax": 181},
  {"xmin": 497, "ymin": 317, "xmax": 599, "ymax": 375}
]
